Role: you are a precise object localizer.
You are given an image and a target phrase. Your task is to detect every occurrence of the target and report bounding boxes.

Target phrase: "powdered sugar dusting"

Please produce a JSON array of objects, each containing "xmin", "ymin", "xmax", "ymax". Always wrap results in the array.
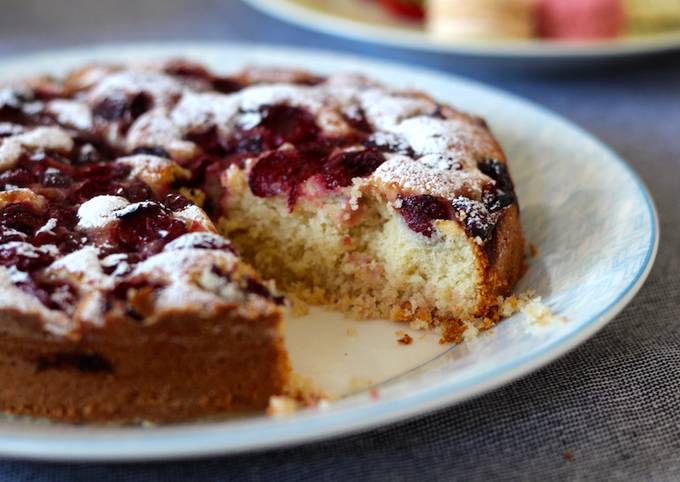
[
  {"xmin": 0, "ymin": 268, "xmax": 74, "ymax": 335},
  {"xmin": 129, "ymin": 249, "xmax": 257, "ymax": 315},
  {"xmin": 117, "ymin": 154, "xmax": 188, "ymax": 190},
  {"xmin": 87, "ymin": 70, "xmax": 183, "ymax": 108},
  {"xmin": 46, "ymin": 99, "xmax": 93, "ymax": 130},
  {"xmin": 77, "ymin": 195, "xmax": 130, "ymax": 229},
  {"xmin": 0, "ymin": 126, "xmax": 74, "ymax": 170},
  {"xmin": 164, "ymin": 232, "xmax": 231, "ymax": 251},
  {"xmin": 175, "ymin": 205, "xmax": 216, "ymax": 231},
  {"xmin": 373, "ymin": 155, "xmax": 487, "ymax": 200},
  {"xmin": 47, "ymin": 246, "xmax": 113, "ymax": 289}
]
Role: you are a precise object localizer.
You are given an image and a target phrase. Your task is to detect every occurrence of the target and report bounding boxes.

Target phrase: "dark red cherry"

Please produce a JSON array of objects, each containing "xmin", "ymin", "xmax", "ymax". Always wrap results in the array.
[
  {"xmin": 112, "ymin": 277, "xmax": 164, "ymax": 300},
  {"xmin": 248, "ymin": 149, "xmax": 323, "ymax": 209},
  {"xmin": 342, "ymin": 107, "xmax": 373, "ymax": 133},
  {"xmin": 16, "ymin": 275, "xmax": 77, "ymax": 313},
  {"xmin": 162, "ymin": 193, "xmax": 192, "ymax": 211},
  {"xmin": 0, "ymin": 88, "xmax": 32, "ymax": 123},
  {"xmin": 69, "ymin": 180, "xmax": 125, "ymax": 203},
  {"xmin": 249, "ymin": 150, "xmax": 300, "ymax": 199},
  {"xmin": 130, "ymin": 146, "xmax": 171, "ymax": 158},
  {"xmin": 398, "ymin": 195, "xmax": 453, "ymax": 238},
  {"xmin": 245, "ymin": 277, "xmax": 284, "ymax": 305},
  {"xmin": 0, "ymin": 202, "xmax": 46, "ymax": 237},
  {"xmin": 322, "ymin": 149, "xmax": 385, "ymax": 189},
  {"xmin": 478, "ymin": 159, "xmax": 516, "ymax": 212},
  {"xmin": 0, "ymin": 167, "xmax": 35, "ymax": 188},
  {"xmin": 212, "ymin": 77, "xmax": 243, "ymax": 94},
  {"xmin": 124, "ymin": 180, "xmax": 153, "ymax": 203},
  {"xmin": 0, "ymin": 244, "xmax": 54, "ymax": 272},
  {"xmin": 113, "ymin": 202, "xmax": 188, "ymax": 255},
  {"xmin": 163, "ymin": 60, "xmax": 213, "ymax": 81},
  {"xmin": 259, "ymin": 105, "xmax": 320, "ymax": 146},
  {"xmin": 76, "ymin": 161, "xmax": 130, "ymax": 182},
  {"xmin": 93, "ymin": 92, "xmax": 152, "ymax": 123},
  {"xmin": 451, "ymin": 197, "xmax": 494, "ymax": 240},
  {"xmin": 186, "ymin": 126, "xmax": 226, "ymax": 156}
]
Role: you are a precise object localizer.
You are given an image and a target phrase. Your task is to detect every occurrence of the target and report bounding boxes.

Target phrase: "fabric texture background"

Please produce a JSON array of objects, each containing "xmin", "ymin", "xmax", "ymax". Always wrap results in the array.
[{"xmin": 0, "ymin": 1, "xmax": 679, "ymax": 480}]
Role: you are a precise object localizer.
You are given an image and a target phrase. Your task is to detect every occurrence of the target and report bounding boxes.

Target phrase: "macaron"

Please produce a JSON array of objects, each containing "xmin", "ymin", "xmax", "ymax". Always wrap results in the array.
[
  {"xmin": 625, "ymin": 0, "xmax": 680, "ymax": 34},
  {"xmin": 428, "ymin": 0, "xmax": 536, "ymax": 40},
  {"xmin": 537, "ymin": 0, "xmax": 625, "ymax": 40}
]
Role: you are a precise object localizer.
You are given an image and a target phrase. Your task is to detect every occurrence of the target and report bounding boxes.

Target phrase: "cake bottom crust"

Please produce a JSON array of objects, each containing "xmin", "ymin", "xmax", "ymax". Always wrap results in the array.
[{"xmin": 0, "ymin": 307, "xmax": 289, "ymax": 423}]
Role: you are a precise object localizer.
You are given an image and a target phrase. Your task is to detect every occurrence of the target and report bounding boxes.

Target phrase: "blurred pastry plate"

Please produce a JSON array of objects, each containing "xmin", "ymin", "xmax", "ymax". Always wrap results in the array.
[{"xmin": 244, "ymin": 0, "xmax": 680, "ymax": 61}]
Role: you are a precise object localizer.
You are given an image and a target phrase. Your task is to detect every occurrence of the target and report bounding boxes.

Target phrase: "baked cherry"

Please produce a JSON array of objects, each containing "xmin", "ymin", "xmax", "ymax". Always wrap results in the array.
[
  {"xmin": 451, "ymin": 197, "xmax": 494, "ymax": 240},
  {"xmin": 212, "ymin": 77, "xmax": 243, "ymax": 94},
  {"xmin": 162, "ymin": 193, "xmax": 192, "ymax": 211},
  {"xmin": 245, "ymin": 277, "xmax": 284, "ymax": 305},
  {"xmin": 111, "ymin": 277, "xmax": 165, "ymax": 321},
  {"xmin": 130, "ymin": 146, "xmax": 171, "ymax": 158},
  {"xmin": 0, "ymin": 203, "xmax": 46, "ymax": 238},
  {"xmin": 322, "ymin": 149, "xmax": 385, "ymax": 189},
  {"xmin": 0, "ymin": 244, "xmax": 54, "ymax": 272},
  {"xmin": 0, "ymin": 167, "xmax": 35, "ymax": 188},
  {"xmin": 260, "ymin": 105, "xmax": 319, "ymax": 146},
  {"xmin": 248, "ymin": 149, "xmax": 322, "ymax": 209},
  {"xmin": 165, "ymin": 233, "xmax": 234, "ymax": 252},
  {"xmin": 93, "ymin": 91, "xmax": 152, "ymax": 123},
  {"xmin": 163, "ymin": 59, "xmax": 243, "ymax": 94},
  {"xmin": 16, "ymin": 275, "xmax": 77, "ymax": 313},
  {"xmin": 124, "ymin": 180, "xmax": 154, "ymax": 203},
  {"xmin": 342, "ymin": 107, "xmax": 372, "ymax": 133},
  {"xmin": 230, "ymin": 105, "xmax": 320, "ymax": 155},
  {"xmin": 478, "ymin": 159, "xmax": 516, "ymax": 212},
  {"xmin": 398, "ymin": 195, "xmax": 453, "ymax": 238},
  {"xmin": 113, "ymin": 202, "xmax": 188, "ymax": 255}
]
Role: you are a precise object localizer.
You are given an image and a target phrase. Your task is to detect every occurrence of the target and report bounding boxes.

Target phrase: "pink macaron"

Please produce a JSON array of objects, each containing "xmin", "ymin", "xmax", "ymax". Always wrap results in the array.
[{"xmin": 537, "ymin": 0, "xmax": 625, "ymax": 40}]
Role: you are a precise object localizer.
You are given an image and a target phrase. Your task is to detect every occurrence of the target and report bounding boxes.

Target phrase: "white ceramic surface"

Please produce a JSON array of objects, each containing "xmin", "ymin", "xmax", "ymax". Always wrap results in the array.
[
  {"xmin": 244, "ymin": 0, "xmax": 680, "ymax": 61},
  {"xmin": 0, "ymin": 43, "xmax": 658, "ymax": 461}
]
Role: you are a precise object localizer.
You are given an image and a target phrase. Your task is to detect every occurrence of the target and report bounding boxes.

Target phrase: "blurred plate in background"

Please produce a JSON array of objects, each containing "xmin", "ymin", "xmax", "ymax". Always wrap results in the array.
[{"xmin": 244, "ymin": 0, "xmax": 680, "ymax": 66}]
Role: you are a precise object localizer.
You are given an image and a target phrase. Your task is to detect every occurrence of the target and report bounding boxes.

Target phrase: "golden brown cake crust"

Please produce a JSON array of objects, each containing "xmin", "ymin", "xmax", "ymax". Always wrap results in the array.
[
  {"xmin": 477, "ymin": 205, "xmax": 525, "ymax": 315},
  {"xmin": 0, "ymin": 307, "xmax": 288, "ymax": 423}
]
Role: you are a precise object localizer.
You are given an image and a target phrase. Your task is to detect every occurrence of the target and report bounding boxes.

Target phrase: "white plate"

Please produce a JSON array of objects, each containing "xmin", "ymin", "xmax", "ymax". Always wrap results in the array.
[
  {"xmin": 0, "ymin": 43, "xmax": 658, "ymax": 461},
  {"xmin": 244, "ymin": 0, "xmax": 680, "ymax": 62}
]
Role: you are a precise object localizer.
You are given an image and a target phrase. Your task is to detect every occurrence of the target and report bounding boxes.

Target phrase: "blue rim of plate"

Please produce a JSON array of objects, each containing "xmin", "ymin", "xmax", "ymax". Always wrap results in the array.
[
  {"xmin": 0, "ymin": 43, "xmax": 659, "ymax": 461},
  {"xmin": 243, "ymin": 0, "xmax": 680, "ymax": 58}
]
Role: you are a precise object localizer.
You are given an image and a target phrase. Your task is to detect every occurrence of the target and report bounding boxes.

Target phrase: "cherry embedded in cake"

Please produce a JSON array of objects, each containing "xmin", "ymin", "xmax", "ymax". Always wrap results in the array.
[{"xmin": 0, "ymin": 58, "xmax": 524, "ymax": 423}]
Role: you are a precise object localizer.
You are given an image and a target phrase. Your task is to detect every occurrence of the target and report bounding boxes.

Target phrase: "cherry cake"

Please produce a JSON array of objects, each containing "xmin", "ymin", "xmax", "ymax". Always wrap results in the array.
[{"xmin": 0, "ymin": 59, "xmax": 524, "ymax": 423}]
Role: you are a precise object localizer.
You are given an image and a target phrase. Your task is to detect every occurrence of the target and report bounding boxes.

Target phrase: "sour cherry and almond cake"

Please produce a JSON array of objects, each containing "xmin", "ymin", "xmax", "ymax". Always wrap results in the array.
[{"xmin": 0, "ymin": 59, "xmax": 524, "ymax": 422}]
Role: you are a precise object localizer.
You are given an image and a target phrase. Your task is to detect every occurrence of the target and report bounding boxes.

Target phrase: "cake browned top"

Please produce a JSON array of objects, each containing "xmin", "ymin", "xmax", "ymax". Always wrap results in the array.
[{"xmin": 0, "ymin": 59, "xmax": 517, "ymax": 337}]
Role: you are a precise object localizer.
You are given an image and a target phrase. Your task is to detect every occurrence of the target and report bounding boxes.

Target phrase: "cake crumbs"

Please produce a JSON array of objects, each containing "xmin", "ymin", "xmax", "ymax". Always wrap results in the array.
[
  {"xmin": 267, "ymin": 396, "xmax": 299, "ymax": 417},
  {"xmin": 462, "ymin": 320, "xmax": 479, "ymax": 343},
  {"xmin": 350, "ymin": 377, "xmax": 373, "ymax": 392},
  {"xmin": 409, "ymin": 318, "xmax": 430, "ymax": 331},
  {"xmin": 287, "ymin": 293, "xmax": 310, "ymax": 316},
  {"xmin": 522, "ymin": 297, "xmax": 567, "ymax": 326},
  {"xmin": 396, "ymin": 331, "xmax": 413, "ymax": 345},
  {"xmin": 528, "ymin": 243, "xmax": 539, "ymax": 257},
  {"xmin": 446, "ymin": 290, "xmax": 540, "ymax": 344},
  {"xmin": 270, "ymin": 373, "xmax": 332, "ymax": 416},
  {"xmin": 346, "ymin": 327, "xmax": 358, "ymax": 337}
]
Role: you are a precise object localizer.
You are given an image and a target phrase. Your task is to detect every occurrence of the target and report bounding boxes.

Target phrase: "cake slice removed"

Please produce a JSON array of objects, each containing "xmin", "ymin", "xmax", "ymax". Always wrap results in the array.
[{"xmin": 0, "ymin": 59, "xmax": 524, "ymax": 423}]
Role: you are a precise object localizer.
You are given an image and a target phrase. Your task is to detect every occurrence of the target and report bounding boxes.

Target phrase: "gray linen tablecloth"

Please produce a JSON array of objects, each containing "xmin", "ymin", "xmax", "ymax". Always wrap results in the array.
[{"xmin": 0, "ymin": 1, "xmax": 679, "ymax": 480}]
